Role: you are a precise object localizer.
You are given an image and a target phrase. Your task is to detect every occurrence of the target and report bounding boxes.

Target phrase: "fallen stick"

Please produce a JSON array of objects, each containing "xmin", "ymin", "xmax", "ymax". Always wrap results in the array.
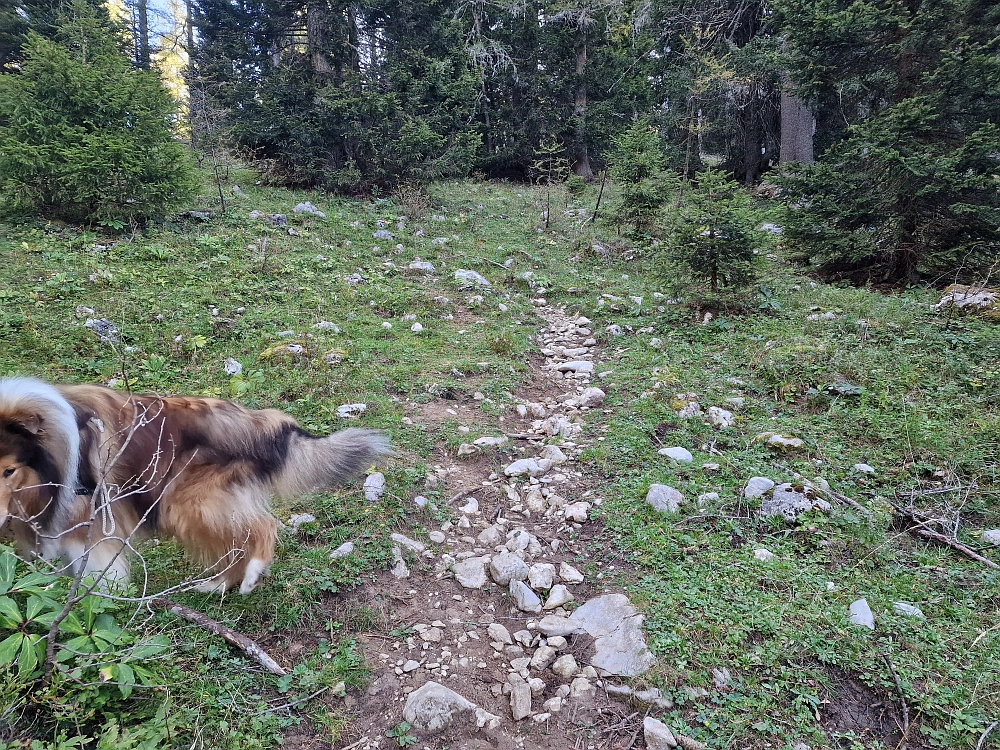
[
  {"xmin": 977, "ymin": 721, "xmax": 998, "ymax": 750},
  {"xmin": 882, "ymin": 654, "xmax": 910, "ymax": 748},
  {"xmin": 152, "ymin": 598, "xmax": 286, "ymax": 675},
  {"xmin": 911, "ymin": 529, "xmax": 999, "ymax": 569}
]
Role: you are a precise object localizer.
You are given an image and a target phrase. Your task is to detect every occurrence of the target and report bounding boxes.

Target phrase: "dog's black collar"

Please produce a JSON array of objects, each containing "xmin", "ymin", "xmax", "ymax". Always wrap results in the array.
[{"xmin": 75, "ymin": 486, "xmax": 94, "ymax": 496}]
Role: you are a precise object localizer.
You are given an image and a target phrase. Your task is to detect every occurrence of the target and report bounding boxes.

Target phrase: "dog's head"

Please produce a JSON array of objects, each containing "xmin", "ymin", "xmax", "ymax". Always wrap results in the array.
[{"xmin": 0, "ymin": 416, "xmax": 55, "ymax": 527}]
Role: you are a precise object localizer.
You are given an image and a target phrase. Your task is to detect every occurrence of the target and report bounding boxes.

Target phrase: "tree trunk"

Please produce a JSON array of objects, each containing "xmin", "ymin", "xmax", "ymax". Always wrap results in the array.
[
  {"xmin": 308, "ymin": 3, "xmax": 333, "ymax": 76},
  {"xmin": 779, "ymin": 85, "xmax": 814, "ymax": 165},
  {"xmin": 572, "ymin": 31, "xmax": 594, "ymax": 181},
  {"xmin": 137, "ymin": 0, "xmax": 150, "ymax": 68}
]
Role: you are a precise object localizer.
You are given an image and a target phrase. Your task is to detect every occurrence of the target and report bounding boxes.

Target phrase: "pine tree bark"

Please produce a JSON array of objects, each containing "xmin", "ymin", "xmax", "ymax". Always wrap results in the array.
[
  {"xmin": 779, "ymin": 86, "xmax": 814, "ymax": 165},
  {"xmin": 136, "ymin": 0, "xmax": 150, "ymax": 68},
  {"xmin": 572, "ymin": 31, "xmax": 594, "ymax": 181}
]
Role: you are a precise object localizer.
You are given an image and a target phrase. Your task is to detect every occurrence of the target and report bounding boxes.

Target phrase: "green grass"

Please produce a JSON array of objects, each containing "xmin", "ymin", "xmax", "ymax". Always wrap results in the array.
[{"xmin": 0, "ymin": 173, "xmax": 998, "ymax": 748}]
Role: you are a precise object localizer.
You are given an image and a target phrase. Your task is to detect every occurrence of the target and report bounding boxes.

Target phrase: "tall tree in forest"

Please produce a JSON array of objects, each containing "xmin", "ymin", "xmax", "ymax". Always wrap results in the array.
[{"xmin": 774, "ymin": 0, "xmax": 1000, "ymax": 281}]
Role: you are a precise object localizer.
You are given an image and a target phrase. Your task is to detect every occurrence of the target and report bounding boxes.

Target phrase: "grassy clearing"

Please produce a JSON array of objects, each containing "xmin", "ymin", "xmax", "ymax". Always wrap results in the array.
[{"xmin": 0, "ymin": 175, "xmax": 998, "ymax": 749}]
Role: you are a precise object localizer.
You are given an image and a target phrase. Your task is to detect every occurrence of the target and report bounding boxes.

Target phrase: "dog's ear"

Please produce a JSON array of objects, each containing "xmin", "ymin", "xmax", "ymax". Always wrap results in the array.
[{"xmin": 12, "ymin": 411, "xmax": 42, "ymax": 435}]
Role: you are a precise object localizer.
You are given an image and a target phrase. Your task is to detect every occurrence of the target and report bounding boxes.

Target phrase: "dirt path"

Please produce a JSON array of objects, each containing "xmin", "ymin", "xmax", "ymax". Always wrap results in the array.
[{"xmin": 308, "ymin": 297, "xmax": 675, "ymax": 750}]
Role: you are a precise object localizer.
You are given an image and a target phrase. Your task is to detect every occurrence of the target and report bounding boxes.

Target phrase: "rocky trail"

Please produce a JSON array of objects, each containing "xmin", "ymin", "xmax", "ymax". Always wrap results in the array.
[{"xmin": 305, "ymin": 297, "xmax": 696, "ymax": 750}]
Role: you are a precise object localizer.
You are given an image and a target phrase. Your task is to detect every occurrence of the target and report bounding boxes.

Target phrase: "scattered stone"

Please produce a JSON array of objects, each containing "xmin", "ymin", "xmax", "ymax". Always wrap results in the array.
[
  {"xmin": 932, "ymin": 284, "xmax": 1000, "ymax": 318},
  {"xmin": 403, "ymin": 660, "xmax": 420, "ymax": 672},
  {"xmin": 293, "ymin": 201, "xmax": 326, "ymax": 218},
  {"xmin": 336, "ymin": 403, "xmax": 367, "ymax": 419},
  {"xmin": 658, "ymin": 446, "xmax": 693, "ymax": 462},
  {"xmin": 743, "ymin": 477, "xmax": 775, "ymax": 499},
  {"xmin": 474, "ymin": 436, "xmax": 508, "ymax": 449},
  {"xmin": 504, "ymin": 458, "xmax": 552, "ymax": 477},
  {"xmin": 543, "ymin": 696, "xmax": 563, "ymax": 713},
  {"xmin": 528, "ymin": 563, "xmax": 556, "ymax": 591},
  {"xmin": 536, "ymin": 615, "xmax": 583, "ymax": 637},
  {"xmin": 391, "ymin": 533, "xmax": 425, "ymax": 554},
  {"xmin": 488, "ymin": 624, "xmax": 512, "ymax": 645},
  {"xmin": 578, "ymin": 387, "xmax": 606, "ymax": 407},
  {"xmin": 510, "ymin": 681, "xmax": 532, "ymax": 721},
  {"xmin": 453, "ymin": 557, "xmax": 489, "ymax": 589},
  {"xmin": 540, "ymin": 445, "xmax": 568, "ymax": 464},
  {"xmin": 428, "ymin": 531, "xmax": 446, "ymax": 544},
  {"xmin": 84, "ymin": 318, "xmax": 119, "ymax": 342},
  {"xmin": 364, "ymin": 472, "xmax": 386, "ymax": 502},
  {"xmin": 460, "ymin": 497, "xmax": 479, "ymax": 514},
  {"xmin": 477, "ymin": 526, "xmax": 503, "ymax": 546},
  {"xmin": 490, "ymin": 553, "xmax": 529, "ymax": 585},
  {"xmin": 569, "ymin": 594, "xmax": 656, "ymax": 677},
  {"xmin": 753, "ymin": 548, "xmax": 776, "ymax": 562},
  {"xmin": 403, "ymin": 681, "xmax": 500, "ymax": 733},
  {"xmin": 570, "ymin": 677, "xmax": 595, "ymax": 697},
  {"xmin": 670, "ymin": 393, "xmax": 701, "ymax": 418},
  {"xmin": 547, "ymin": 636, "xmax": 567, "ymax": 649},
  {"xmin": 287, "ymin": 513, "xmax": 316, "ymax": 531},
  {"xmin": 643, "ymin": 717, "xmax": 678, "ymax": 749},
  {"xmin": 849, "ymin": 598, "xmax": 875, "ymax": 630},
  {"xmin": 983, "ymin": 529, "xmax": 1000, "ymax": 546},
  {"xmin": 556, "ymin": 361, "xmax": 595, "ymax": 374},
  {"xmin": 223, "ymin": 358, "xmax": 243, "ymax": 376},
  {"xmin": 760, "ymin": 483, "xmax": 832, "ymax": 522},
  {"xmin": 696, "ymin": 492, "xmax": 719, "ymax": 506},
  {"xmin": 543, "ymin": 584, "xmax": 574, "ymax": 610},
  {"xmin": 410, "ymin": 322, "xmax": 424, "ymax": 333},
  {"xmin": 510, "ymin": 580, "xmax": 543, "ymax": 613},
  {"xmin": 894, "ymin": 602, "xmax": 925, "ymax": 619},
  {"xmin": 528, "ymin": 677, "xmax": 546, "ymax": 695},
  {"xmin": 329, "ymin": 541, "xmax": 354, "ymax": 559},
  {"xmin": 707, "ymin": 406, "xmax": 735, "ymax": 428},
  {"xmin": 551, "ymin": 654, "xmax": 579, "ymax": 678},
  {"xmin": 311, "ymin": 321, "xmax": 340, "ymax": 331},
  {"xmin": 454, "ymin": 269, "xmax": 491, "ymax": 287},
  {"xmin": 457, "ymin": 443, "xmax": 477, "ymax": 456},
  {"xmin": 529, "ymin": 645, "xmax": 556, "ymax": 670},
  {"xmin": 755, "ymin": 432, "xmax": 806, "ymax": 452},
  {"xmin": 853, "ymin": 463, "xmax": 876, "ymax": 474},
  {"xmin": 563, "ymin": 502, "xmax": 591, "ymax": 522},
  {"xmin": 646, "ymin": 485, "xmax": 684, "ymax": 514},
  {"xmin": 634, "ymin": 688, "xmax": 673, "ymax": 710},
  {"xmin": 559, "ymin": 562, "xmax": 584, "ymax": 584}
]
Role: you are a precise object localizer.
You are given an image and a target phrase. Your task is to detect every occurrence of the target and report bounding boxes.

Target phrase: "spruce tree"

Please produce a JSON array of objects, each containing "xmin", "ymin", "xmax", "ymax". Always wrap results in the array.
[
  {"xmin": 0, "ymin": 1, "xmax": 196, "ymax": 223},
  {"xmin": 672, "ymin": 168, "xmax": 758, "ymax": 292},
  {"xmin": 773, "ymin": 0, "xmax": 1000, "ymax": 281}
]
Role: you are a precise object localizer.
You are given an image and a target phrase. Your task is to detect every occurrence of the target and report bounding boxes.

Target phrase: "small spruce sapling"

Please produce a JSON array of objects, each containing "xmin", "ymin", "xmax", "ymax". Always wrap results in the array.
[
  {"xmin": 531, "ymin": 136, "xmax": 569, "ymax": 229},
  {"xmin": 608, "ymin": 122, "xmax": 677, "ymax": 235},
  {"xmin": 672, "ymin": 168, "xmax": 758, "ymax": 292}
]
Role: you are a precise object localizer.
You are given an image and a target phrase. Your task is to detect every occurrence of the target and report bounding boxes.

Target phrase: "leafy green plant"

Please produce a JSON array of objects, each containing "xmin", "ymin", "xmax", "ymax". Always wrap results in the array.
[
  {"xmin": 0, "ymin": 546, "xmax": 169, "ymax": 694},
  {"xmin": 386, "ymin": 721, "xmax": 417, "ymax": 747}
]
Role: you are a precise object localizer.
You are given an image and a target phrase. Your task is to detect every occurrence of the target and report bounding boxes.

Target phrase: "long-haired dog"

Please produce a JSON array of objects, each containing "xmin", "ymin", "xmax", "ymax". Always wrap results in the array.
[{"xmin": 0, "ymin": 377, "xmax": 388, "ymax": 594}]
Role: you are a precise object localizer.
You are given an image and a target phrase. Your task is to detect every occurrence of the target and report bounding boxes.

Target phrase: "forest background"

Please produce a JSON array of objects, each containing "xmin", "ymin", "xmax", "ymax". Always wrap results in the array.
[{"xmin": 1, "ymin": 0, "xmax": 999, "ymax": 284}]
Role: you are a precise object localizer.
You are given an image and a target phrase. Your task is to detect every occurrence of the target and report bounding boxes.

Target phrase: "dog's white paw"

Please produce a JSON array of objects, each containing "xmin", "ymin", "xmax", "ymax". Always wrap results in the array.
[{"xmin": 239, "ymin": 558, "xmax": 270, "ymax": 595}]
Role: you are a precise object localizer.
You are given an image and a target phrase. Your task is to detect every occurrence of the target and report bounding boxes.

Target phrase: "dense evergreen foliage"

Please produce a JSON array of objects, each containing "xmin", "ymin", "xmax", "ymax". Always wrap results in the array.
[
  {"xmin": 0, "ymin": 3, "xmax": 196, "ymax": 223},
  {"xmin": 773, "ymin": 0, "xmax": 1000, "ymax": 282}
]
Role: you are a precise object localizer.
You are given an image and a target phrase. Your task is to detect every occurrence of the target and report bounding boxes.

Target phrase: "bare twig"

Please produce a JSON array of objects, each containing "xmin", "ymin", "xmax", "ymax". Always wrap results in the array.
[
  {"xmin": 252, "ymin": 686, "xmax": 329, "ymax": 716},
  {"xmin": 912, "ymin": 528, "xmax": 999, "ymax": 569},
  {"xmin": 977, "ymin": 721, "xmax": 998, "ymax": 750},
  {"xmin": 882, "ymin": 653, "xmax": 910, "ymax": 747},
  {"xmin": 152, "ymin": 598, "xmax": 286, "ymax": 675},
  {"xmin": 894, "ymin": 505, "xmax": 999, "ymax": 569}
]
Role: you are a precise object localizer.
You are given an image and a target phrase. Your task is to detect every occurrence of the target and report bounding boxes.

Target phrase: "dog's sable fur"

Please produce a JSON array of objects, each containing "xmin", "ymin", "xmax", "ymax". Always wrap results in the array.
[{"xmin": 0, "ymin": 377, "xmax": 389, "ymax": 594}]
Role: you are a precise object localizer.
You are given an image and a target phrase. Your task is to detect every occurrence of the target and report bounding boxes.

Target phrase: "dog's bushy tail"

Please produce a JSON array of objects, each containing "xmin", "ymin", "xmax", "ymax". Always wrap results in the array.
[{"xmin": 270, "ymin": 428, "xmax": 391, "ymax": 499}]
